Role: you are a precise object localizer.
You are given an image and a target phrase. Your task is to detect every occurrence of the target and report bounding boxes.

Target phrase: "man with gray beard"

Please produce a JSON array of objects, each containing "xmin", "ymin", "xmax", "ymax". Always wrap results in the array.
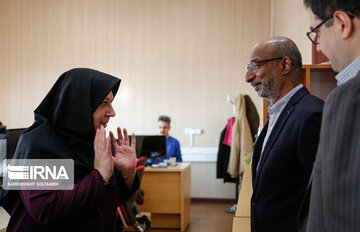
[{"xmin": 245, "ymin": 37, "xmax": 324, "ymax": 232}]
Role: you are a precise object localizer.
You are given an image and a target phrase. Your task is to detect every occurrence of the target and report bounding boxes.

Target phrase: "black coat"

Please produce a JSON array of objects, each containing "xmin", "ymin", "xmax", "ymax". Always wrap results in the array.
[{"xmin": 251, "ymin": 87, "xmax": 323, "ymax": 232}]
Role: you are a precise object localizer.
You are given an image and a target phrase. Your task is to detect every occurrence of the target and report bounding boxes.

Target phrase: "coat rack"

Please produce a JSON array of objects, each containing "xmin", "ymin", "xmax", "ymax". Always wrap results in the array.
[
  {"xmin": 227, "ymin": 94, "xmax": 236, "ymax": 117},
  {"xmin": 225, "ymin": 94, "xmax": 241, "ymax": 213}
]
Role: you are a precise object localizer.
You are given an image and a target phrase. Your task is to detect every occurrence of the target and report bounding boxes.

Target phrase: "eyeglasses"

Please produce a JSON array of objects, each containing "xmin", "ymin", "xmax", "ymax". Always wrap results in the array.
[
  {"xmin": 245, "ymin": 57, "xmax": 284, "ymax": 73},
  {"xmin": 306, "ymin": 14, "xmax": 333, "ymax": 44}
]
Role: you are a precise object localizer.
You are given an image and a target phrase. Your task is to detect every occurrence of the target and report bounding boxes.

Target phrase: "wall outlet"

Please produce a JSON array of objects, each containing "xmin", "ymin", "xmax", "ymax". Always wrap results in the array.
[
  {"xmin": 184, "ymin": 128, "xmax": 203, "ymax": 147},
  {"xmin": 184, "ymin": 128, "xmax": 193, "ymax": 134},
  {"xmin": 184, "ymin": 128, "xmax": 203, "ymax": 135},
  {"xmin": 192, "ymin": 129, "xmax": 202, "ymax": 135}
]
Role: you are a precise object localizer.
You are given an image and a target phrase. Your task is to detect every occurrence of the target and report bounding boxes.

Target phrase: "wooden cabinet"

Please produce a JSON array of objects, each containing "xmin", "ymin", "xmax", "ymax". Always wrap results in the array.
[
  {"xmin": 138, "ymin": 163, "xmax": 191, "ymax": 232},
  {"xmin": 261, "ymin": 64, "xmax": 337, "ymax": 125},
  {"xmin": 232, "ymin": 164, "xmax": 252, "ymax": 232}
]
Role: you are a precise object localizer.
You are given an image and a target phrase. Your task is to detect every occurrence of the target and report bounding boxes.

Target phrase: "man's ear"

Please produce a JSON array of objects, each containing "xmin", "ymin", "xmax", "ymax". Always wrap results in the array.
[
  {"xmin": 280, "ymin": 57, "xmax": 291, "ymax": 75},
  {"xmin": 333, "ymin": 10, "xmax": 353, "ymax": 40}
]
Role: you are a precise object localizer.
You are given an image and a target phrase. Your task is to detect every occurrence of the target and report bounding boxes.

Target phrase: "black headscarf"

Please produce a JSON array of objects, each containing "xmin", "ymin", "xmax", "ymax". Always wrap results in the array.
[
  {"xmin": 0, "ymin": 68, "xmax": 121, "ymax": 213},
  {"xmin": 12, "ymin": 68, "xmax": 120, "ymax": 181}
]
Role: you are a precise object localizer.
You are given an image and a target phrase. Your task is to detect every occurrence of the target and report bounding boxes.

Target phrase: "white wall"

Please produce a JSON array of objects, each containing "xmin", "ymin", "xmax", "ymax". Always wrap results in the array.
[
  {"xmin": 0, "ymin": 0, "xmax": 271, "ymax": 148},
  {"xmin": 182, "ymin": 147, "xmax": 236, "ymax": 199},
  {"xmin": 273, "ymin": 0, "xmax": 312, "ymax": 64}
]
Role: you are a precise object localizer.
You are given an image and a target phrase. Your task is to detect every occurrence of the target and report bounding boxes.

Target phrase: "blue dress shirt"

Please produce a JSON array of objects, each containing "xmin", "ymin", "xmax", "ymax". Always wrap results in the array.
[{"xmin": 166, "ymin": 136, "xmax": 182, "ymax": 162}]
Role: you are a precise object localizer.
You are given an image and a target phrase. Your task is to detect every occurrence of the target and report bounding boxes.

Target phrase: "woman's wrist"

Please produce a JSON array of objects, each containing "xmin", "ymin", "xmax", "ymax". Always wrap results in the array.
[
  {"xmin": 96, "ymin": 169, "xmax": 111, "ymax": 186},
  {"xmin": 123, "ymin": 173, "xmax": 136, "ymax": 188},
  {"xmin": 122, "ymin": 173, "xmax": 135, "ymax": 180}
]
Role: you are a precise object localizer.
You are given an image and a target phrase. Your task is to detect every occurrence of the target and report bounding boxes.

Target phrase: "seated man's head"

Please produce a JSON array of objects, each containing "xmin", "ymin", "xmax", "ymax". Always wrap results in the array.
[
  {"xmin": 245, "ymin": 37, "xmax": 302, "ymax": 105},
  {"xmin": 158, "ymin": 115, "xmax": 171, "ymax": 136}
]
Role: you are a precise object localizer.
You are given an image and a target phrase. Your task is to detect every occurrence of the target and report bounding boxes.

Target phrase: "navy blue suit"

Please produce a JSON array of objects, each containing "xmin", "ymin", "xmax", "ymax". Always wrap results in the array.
[{"xmin": 251, "ymin": 87, "xmax": 323, "ymax": 232}]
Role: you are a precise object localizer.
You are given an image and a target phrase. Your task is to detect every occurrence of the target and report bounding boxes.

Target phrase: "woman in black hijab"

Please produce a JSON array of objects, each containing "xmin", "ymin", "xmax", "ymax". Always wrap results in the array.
[{"xmin": 0, "ymin": 68, "xmax": 140, "ymax": 231}]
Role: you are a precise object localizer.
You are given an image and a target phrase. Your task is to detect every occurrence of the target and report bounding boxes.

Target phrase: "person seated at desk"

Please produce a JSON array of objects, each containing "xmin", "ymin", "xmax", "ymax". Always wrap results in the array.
[{"xmin": 158, "ymin": 115, "xmax": 182, "ymax": 162}]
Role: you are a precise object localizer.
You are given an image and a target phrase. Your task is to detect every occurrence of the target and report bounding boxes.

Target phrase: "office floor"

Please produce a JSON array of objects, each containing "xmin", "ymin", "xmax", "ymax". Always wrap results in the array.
[
  {"xmin": 147, "ymin": 202, "xmax": 235, "ymax": 232},
  {"xmin": 1, "ymin": 202, "xmax": 235, "ymax": 232}
]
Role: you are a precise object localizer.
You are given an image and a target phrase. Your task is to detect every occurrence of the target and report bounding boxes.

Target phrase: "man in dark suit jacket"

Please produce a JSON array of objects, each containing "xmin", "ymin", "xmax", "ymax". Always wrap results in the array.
[
  {"xmin": 304, "ymin": 1, "xmax": 360, "ymax": 231},
  {"xmin": 245, "ymin": 37, "xmax": 324, "ymax": 232}
]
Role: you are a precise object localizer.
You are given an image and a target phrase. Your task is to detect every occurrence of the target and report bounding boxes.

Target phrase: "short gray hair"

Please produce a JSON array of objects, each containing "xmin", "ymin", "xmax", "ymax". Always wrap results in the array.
[
  {"xmin": 158, "ymin": 115, "xmax": 171, "ymax": 124},
  {"xmin": 274, "ymin": 40, "xmax": 303, "ymax": 78}
]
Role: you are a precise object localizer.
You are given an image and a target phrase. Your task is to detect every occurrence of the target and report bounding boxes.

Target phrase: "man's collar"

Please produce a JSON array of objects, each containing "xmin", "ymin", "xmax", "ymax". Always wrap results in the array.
[
  {"xmin": 336, "ymin": 56, "xmax": 360, "ymax": 86},
  {"xmin": 267, "ymin": 84, "xmax": 303, "ymax": 116}
]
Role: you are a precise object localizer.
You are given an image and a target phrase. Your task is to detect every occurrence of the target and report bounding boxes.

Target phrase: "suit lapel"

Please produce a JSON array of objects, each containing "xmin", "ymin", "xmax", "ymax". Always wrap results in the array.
[
  {"xmin": 253, "ymin": 87, "xmax": 309, "ymax": 192},
  {"xmin": 252, "ymin": 123, "xmax": 268, "ymax": 187}
]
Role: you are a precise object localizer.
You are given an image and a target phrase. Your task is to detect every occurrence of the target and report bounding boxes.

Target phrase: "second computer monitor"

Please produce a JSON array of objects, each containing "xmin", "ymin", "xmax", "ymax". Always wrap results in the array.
[{"xmin": 129, "ymin": 135, "xmax": 167, "ymax": 159}]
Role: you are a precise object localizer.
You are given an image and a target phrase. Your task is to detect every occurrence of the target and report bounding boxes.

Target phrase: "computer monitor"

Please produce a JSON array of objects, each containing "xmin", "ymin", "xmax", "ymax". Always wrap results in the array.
[
  {"xmin": 7, "ymin": 128, "xmax": 26, "ymax": 159},
  {"xmin": 128, "ymin": 135, "xmax": 167, "ymax": 159}
]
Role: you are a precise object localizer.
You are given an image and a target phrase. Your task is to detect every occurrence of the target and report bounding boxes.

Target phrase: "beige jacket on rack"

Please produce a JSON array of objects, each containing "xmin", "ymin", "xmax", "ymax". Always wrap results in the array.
[{"xmin": 227, "ymin": 94, "xmax": 253, "ymax": 178}]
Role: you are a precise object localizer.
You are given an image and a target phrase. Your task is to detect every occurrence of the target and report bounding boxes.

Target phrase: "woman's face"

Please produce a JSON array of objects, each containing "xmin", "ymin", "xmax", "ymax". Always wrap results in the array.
[{"xmin": 93, "ymin": 91, "xmax": 115, "ymax": 130}]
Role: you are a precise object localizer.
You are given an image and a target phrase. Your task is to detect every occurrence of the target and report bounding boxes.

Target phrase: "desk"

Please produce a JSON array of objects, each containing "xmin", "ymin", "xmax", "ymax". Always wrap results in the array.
[
  {"xmin": 0, "ymin": 206, "xmax": 10, "ymax": 232},
  {"xmin": 232, "ymin": 164, "xmax": 252, "ymax": 232},
  {"xmin": 138, "ymin": 162, "xmax": 191, "ymax": 232}
]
